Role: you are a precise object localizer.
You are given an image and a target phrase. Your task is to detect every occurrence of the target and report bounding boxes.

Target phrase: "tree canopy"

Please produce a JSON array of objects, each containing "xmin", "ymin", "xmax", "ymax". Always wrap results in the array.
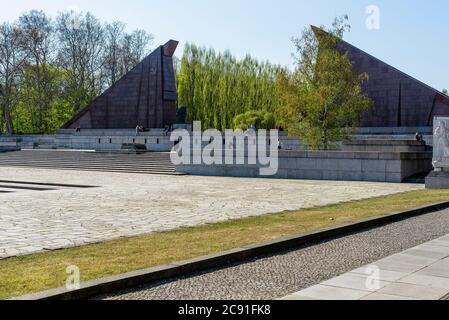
[
  {"xmin": 233, "ymin": 110, "xmax": 276, "ymax": 131},
  {"xmin": 276, "ymin": 16, "xmax": 372, "ymax": 150},
  {"xmin": 177, "ymin": 44, "xmax": 282, "ymax": 131},
  {"xmin": 0, "ymin": 11, "xmax": 374, "ymax": 145},
  {"xmin": 0, "ymin": 10, "xmax": 153, "ymax": 134}
]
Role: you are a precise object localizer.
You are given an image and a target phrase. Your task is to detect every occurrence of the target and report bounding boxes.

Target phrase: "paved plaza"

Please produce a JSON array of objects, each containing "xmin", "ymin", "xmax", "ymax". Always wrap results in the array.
[
  {"xmin": 0, "ymin": 167, "xmax": 423, "ymax": 259},
  {"xmin": 283, "ymin": 234, "xmax": 449, "ymax": 300}
]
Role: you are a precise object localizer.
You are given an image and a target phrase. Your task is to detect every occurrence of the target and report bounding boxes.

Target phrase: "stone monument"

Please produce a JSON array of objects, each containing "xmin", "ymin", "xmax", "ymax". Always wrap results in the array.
[
  {"xmin": 62, "ymin": 40, "xmax": 179, "ymax": 130},
  {"xmin": 313, "ymin": 27, "xmax": 449, "ymax": 128},
  {"xmin": 426, "ymin": 117, "xmax": 449, "ymax": 188}
]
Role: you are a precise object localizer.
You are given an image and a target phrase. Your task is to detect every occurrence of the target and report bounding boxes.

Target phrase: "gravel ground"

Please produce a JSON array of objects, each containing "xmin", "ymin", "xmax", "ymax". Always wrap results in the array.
[{"xmin": 98, "ymin": 208, "xmax": 449, "ymax": 300}]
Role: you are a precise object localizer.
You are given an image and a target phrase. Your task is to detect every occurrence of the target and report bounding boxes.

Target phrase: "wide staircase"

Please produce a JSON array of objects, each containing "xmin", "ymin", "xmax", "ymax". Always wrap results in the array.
[{"xmin": 0, "ymin": 150, "xmax": 183, "ymax": 176}]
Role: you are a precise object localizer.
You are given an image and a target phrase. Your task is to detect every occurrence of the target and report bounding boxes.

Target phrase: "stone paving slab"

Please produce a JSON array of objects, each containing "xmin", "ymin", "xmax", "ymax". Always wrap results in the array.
[
  {"xmin": 361, "ymin": 293, "xmax": 420, "ymax": 300},
  {"xmin": 0, "ymin": 167, "xmax": 422, "ymax": 259},
  {"xmin": 350, "ymin": 268, "xmax": 407, "ymax": 282},
  {"xmin": 398, "ymin": 274, "xmax": 449, "ymax": 290},
  {"xmin": 416, "ymin": 258, "xmax": 449, "ymax": 278},
  {"xmin": 321, "ymin": 272, "xmax": 390, "ymax": 292},
  {"xmin": 282, "ymin": 285, "xmax": 370, "ymax": 300},
  {"xmin": 283, "ymin": 234, "xmax": 449, "ymax": 300},
  {"xmin": 378, "ymin": 282, "xmax": 448, "ymax": 300}
]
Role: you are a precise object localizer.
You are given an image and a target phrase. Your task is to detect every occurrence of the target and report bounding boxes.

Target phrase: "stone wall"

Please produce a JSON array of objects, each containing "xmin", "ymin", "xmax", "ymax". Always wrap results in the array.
[
  {"xmin": 0, "ymin": 141, "xmax": 20, "ymax": 152},
  {"xmin": 352, "ymin": 127, "xmax": 434, "ymax": 146},
  {"xmin": 278, "ymin": 127, "xmax": 434, "ymax": 151},
  {"xmin": 56, "ymin": 129, "xmax": 173, "ymax": 151},
  {"xmin": 177, "ymin": 150, "xmax": 432, "ymax": 183},
  {"xmin": 341, "ymin": 139, "xmax": 427, "ymax": 152},
  {"xmin": 0, "ymin": 135, "xmax": 55, "ymax": 149}
]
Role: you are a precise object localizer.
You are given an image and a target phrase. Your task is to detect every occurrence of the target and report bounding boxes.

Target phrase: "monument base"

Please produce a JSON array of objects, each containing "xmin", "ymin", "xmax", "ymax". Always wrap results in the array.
[
  {"xmin": 0, "ymin": 141, "xmax": 21, "ymax": 153},
  {"xmin": 426, "ymin": 170, "xmax": 449, "ymax": 189},
  {"xmin": 178, "ymin": 150, "xmax": 433, "ymax": 183}
]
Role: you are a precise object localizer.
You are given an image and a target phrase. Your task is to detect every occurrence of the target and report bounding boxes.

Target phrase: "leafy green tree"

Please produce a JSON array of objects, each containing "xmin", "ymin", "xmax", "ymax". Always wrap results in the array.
[
  {"xmin": 233, "ymin": 110, "xmax": 276, "ymax": 130},
  {"xmin": 13, "ymin": 65, "xmax": 73, "ymax": 134},
  {"xmin": 277, "ymin": 16, "xmax": 372, "ymax": 150},
  {"xmin": 18, "ymin": 10, "xmax": 55, "ymax": 134},
  {"xmin": 0, "ymin": 10, "xmax": 154, "ymax": 135},
  {"xmin": 177, "ymin": 44, "xmax": 282, "ymax": 131},
  {"xmin": 0, "ymin": 22, "xmax": 27, "ymax": 134}
]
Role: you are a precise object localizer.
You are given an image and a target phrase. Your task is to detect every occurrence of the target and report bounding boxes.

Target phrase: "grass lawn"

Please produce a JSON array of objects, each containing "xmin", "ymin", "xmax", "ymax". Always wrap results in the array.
[{"xmin": 2, "ymin": 189, "xmax": 449, "ymax": 299}]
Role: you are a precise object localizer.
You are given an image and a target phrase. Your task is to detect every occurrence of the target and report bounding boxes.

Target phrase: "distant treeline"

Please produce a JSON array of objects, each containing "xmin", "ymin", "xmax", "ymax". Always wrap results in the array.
[
  {"xmin": 0, "ymin": 9, "xmax": 280, "ymax": 135},
  {"xmin": 0, "ymin": 10, "xmax": 153, "ymax": 134},
  {"xmin": 1, "ymin": 11, "xmax": 373, "ymax": 152}
]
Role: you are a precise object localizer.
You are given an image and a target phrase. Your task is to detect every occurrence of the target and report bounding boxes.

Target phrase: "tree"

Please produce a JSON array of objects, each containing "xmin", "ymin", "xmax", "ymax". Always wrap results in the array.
[
  {"xmin": 276, "ymin": 16, "xmax": 372, "ymax": 150},
  {"xmin": 18, "ymin": 10, "xmax": 55, "ymax": 133},
  {"xmin": 177, "ymin": 43, "xmax": 282, "ymax": 131},
  {"xmin": 0, "ymin": 22, "xmax": 27, "ymax": 134},
  {"xmin": 443, "ymin": 88, "xmax": 448, "ymax": 96},
  {"xmin": 56, "ymin": 11, "xmax": 105, "ymax": 112},
  {"xmin": 13, "ymin": 65, "xmax": 73, "ymax": 134},
  {"xmin": 233, "ymin": 110, "xmax": 276, "ymax": 130},
  {"xmin": 104, "ymin": 21, "xmax": 125, "ymax": 86},
  {"xmin": 103, "ymin": 24, "xmax": 153, "ymax": 86},
  {"xmin": 120, "ymin": 29, "xmax": 153, "ymax": 74},
  {"xmin": 0, "ymin": 10, "xmax": 154, "ymax": 135}
]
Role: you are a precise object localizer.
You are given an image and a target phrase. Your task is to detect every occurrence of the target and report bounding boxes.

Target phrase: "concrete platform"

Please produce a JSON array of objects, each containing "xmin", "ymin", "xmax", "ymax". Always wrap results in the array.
[
  {"xmin": 178, "ymin": 150, "xmax": 433, "ymax": 183},
  {"xmin": 426, "ymin": 171, "xmax": 449, "ymax": 189},
  {"xmin": 342, "ymin": 139, "xmax": 427, "ymax": 152}
]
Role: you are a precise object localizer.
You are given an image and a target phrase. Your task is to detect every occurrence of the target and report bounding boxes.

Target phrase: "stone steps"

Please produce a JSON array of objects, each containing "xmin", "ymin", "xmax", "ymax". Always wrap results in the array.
[
  {"xmin": 0, "ymin": 160, "xmax": 174, "ymax": 166},
  {"xmin": 0, "ymin": 151, "xmax": 183, "ymax": 176},
  {"xmin": 0, "ymin": 155, "xmax": 173, "ymax": 161},
  {"xmin": 0, "ymin": 164, "xmax": 180, "ymax": 175},
  {"xmin": 0, "ymin": 162, "xmax": 177, "ymax": 170},
  {"xmin": 0, "ymin": 164, "xmax": 178, "ymax": 174}
]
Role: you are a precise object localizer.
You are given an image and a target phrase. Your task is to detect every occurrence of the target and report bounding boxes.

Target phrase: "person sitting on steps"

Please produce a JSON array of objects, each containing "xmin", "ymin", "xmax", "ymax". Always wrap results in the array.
[
  {"xmin": 135, "ymin": 125, "xmax": 143, "ymax": 136},
  {"xmin": 415, "ymin": 132, "xmax": 424, "ymax": 142},
  {"xmin": 164, "ymin": 124, "xmax": 173, "ymax": 136}
]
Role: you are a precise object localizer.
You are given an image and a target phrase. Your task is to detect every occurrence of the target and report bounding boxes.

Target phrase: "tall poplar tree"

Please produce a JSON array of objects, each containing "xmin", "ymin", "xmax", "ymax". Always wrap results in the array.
[{"xmin": 177, "ymin": 44, "xmax": 281, "ymax": 131}]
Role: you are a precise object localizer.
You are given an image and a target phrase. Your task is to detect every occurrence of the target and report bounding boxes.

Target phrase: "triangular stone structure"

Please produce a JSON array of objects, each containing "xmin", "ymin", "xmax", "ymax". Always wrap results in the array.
[
  {"xmin": 312, "ymin": 26, "xmax": 449, "ymax": 127},
  {"xmin": 63, "ymin": 40, "xmax": 179, "ymax": 129}
]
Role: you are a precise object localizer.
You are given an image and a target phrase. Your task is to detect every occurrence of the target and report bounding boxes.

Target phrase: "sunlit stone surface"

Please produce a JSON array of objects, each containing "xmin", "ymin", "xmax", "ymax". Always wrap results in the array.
[{"xmin": 0, "ymin": 167, "xmax": 422, "ymax": 259}]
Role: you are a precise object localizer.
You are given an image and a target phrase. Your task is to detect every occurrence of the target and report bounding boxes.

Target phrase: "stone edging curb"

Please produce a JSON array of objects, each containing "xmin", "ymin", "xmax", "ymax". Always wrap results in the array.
[{"xmin": 13, "ymin": 200, "xmax": 449, "ymax": 300}]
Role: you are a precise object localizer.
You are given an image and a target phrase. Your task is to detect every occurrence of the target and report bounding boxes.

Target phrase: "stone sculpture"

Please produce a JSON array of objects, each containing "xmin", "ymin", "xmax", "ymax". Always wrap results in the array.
[
  {"xmin": 433, "ymin": 118, "xmax": 449, "ymax": 168},
  {"xmin": 426, "ymin": 117, "xmax": 449, "ymax": 188}
]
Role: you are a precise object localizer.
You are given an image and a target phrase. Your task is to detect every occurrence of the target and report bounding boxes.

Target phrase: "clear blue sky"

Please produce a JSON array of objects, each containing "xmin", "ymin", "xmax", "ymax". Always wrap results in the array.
[{"xmin": 1, "ymin": 0, "xmax": 448, "ymax": 91}]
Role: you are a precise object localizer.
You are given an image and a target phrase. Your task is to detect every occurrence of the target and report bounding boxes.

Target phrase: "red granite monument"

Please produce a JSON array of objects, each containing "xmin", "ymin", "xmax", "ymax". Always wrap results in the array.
[
  {"xmin": 63, "ymin": 40, "xmax": 179, "ymax": 130},
  {"xmin": 313, "ymin": 26, "xmax": 449, "ymax": 128}
]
